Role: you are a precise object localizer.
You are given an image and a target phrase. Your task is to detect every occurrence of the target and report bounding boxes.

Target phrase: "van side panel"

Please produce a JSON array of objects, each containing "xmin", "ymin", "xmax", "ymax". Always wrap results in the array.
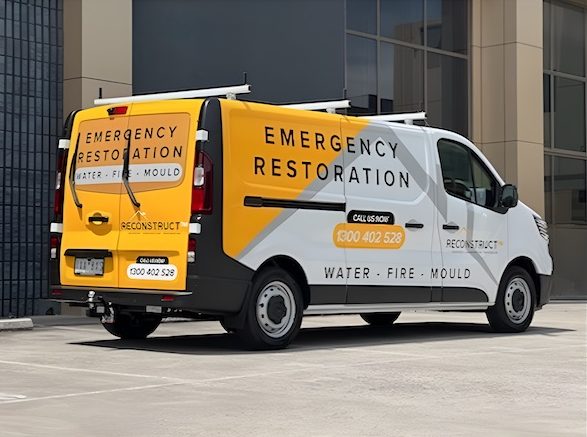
[
  {"xmin": 220, "ymin": 100, "xmax": 367, "ymax": 303},
  {"xmin": 185, "ymin": 99, "xmax": 255, "ymax": 313}
]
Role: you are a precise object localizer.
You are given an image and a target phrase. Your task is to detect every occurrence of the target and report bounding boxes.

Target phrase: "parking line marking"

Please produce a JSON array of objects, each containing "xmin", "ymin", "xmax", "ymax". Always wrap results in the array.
[
  {"xmin": 52, "ymin": 326, "xmax": 102, "ymax": 333},
  {"xmin": 0, "ymin": 359, "xmax": 183, "ymax": 382},
  {"xmin": 0, "ymin": 382, "xmax": 184, "ymax": 405}
]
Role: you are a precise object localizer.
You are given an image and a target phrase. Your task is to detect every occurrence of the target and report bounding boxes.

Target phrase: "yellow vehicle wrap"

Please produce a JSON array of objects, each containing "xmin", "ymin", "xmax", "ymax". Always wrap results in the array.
[{"xmin": 60, "ymin": 100, "xmax": 201, "ymax": 292}]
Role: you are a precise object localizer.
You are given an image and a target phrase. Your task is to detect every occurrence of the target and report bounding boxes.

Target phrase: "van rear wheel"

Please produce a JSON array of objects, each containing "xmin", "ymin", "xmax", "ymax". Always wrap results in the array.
[
  {"xmin": 486, "ymin": 266, "xmax": 536, "ymax": 332},
  {"xmin": 360, "ymin": 312, "xmax": 401, "ymax": 326},
  {"xmin": 101, "ymin": 310, "xmax": 162, "ymax": 339},
  {"xmin": 236, "ymin": 267, "xmax": 303, "ymax": 350}
]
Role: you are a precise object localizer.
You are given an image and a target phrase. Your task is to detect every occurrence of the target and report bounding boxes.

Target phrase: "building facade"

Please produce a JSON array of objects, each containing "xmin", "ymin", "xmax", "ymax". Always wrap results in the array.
[
  {"xmin": 0, "ymin": 0, "xmax": 585, "ymax": 316},
  {"xmin": 0, "ymin": 0, "xmax": 63, "ymax": 317}
]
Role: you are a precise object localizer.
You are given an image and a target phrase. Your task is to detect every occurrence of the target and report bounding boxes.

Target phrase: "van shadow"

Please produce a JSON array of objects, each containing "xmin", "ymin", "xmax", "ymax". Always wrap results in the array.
[{"xmin": 73, "ymin": 322, "xmax": 573, "ymax": 356}]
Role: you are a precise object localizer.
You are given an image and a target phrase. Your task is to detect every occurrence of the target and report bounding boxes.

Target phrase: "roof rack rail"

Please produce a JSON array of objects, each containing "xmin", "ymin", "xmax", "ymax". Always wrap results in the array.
[
  {"xmin": 282, "ymin": 100, "xmax": 351, "ymax": 113},
  {"xmin": 361, "ymin": 112, "xmax": 426, "ymax": 125},
  {"xmin": 94, "ymin": 84, "xmax": 251, "ymax": 106}
]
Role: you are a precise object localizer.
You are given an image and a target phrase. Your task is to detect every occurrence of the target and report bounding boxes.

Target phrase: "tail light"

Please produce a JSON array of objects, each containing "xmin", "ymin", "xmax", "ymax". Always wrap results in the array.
[
  {"xmin": 191, "ymin": 151, "xmax": 213, "ymax": 214},
  {"xmin": 50, "ymin": 234, "xmax": 61, "ymax": 259},
  {"xmin": 187, "ymin": 238, "xmax": 196, "ymax": 263},
  {"xmin": 54, "ymin": 140, "xmax": 69, "ymax": 221}
]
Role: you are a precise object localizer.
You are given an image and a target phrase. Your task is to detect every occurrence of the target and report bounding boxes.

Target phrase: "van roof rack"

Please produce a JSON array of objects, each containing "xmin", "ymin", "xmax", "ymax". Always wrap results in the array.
[
  {"xmin": 360, "ymin": 112, "xmax": 426, "ymax": 125},
  {"xmin": 94, "ymin": 84, "xmax": 252, "ymax": 106},
  {"xmin": 281, "ymin": 100, "xmax": 351, "ymax": 113}
]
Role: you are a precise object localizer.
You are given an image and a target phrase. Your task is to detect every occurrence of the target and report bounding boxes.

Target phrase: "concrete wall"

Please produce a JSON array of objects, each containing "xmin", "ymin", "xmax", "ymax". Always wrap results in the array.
[{"xmin": 63, "ymin": 0, "xmax": 132, "ymax": 117}]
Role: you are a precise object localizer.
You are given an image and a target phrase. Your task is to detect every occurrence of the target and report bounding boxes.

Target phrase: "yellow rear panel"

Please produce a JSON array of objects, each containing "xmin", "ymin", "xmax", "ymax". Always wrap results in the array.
[{"xmin": 60, "ymin": 99, "xmax": 201, "ymax": 291}]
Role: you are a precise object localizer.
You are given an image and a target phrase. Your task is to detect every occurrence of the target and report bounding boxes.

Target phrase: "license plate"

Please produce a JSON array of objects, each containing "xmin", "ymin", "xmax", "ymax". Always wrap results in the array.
[{"xmin": 74, "ymin": 258, "xmax": 104, "ymax": 276}]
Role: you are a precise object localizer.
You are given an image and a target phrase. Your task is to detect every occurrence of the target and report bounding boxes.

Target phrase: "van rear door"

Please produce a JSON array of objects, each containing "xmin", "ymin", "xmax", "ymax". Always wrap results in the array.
[
  {"xmin": 60, "ymin": 105, "xmax": 131, "ymax": 288},
  {"xmin": 116, "ymin": 101, "xmax": 200, "ymax": 291},
  {"xmin": 60, "ymin": 100, "xmax": 201, "ymax": 292}
]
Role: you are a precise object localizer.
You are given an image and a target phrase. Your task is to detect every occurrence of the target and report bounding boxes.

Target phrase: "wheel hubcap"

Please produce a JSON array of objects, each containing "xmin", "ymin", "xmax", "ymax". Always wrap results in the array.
[
  {"xmin": 256, "ymin": 281, "xmax": 296, "ymax": 338},
  {"xmin": 504, "ymin": 277, "xmax": 531, "ymax": 324}
]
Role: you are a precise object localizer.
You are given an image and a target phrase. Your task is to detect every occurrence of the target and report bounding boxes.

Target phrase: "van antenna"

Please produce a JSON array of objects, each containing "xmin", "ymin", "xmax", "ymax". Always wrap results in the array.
[{"xmin": 243, "ymin": 72, "xmax": 248, "ymax": 85}]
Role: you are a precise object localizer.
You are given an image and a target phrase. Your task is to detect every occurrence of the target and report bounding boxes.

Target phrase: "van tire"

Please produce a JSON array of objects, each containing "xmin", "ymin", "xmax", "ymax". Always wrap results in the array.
[
  {"xmin": 360, "ymin": 312, "xmax": 401, "ymax": 326},
  {"xmin": 236, "ymin": 267, "xmax": 303, "ymax": 350},
  {"xmin": 101, "ymin": 311, "xmax": 162, "ymax": 339},
  {"xmin": 487, "ymin": 266, "xmax": 536, "ymax": 333}
]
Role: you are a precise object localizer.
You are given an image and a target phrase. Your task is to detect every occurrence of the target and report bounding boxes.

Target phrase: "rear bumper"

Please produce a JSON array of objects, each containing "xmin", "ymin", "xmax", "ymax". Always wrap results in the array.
[
  {"xmin": 538, "ymin": 274, "xmax": 552, "ymax": 309},
  {"xmin": 50, "ymin": 275, "xmax": 250, "ymax": 315}
]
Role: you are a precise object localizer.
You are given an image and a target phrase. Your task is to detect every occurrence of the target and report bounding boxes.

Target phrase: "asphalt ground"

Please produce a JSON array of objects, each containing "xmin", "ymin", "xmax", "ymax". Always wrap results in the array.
[{"xmin": 0, "ymin": 303, "xmax": 585, "ymax": 437}]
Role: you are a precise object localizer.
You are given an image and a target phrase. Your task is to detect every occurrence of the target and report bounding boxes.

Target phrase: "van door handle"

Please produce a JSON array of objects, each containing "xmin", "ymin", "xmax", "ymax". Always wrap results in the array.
[
  {"xmin": 88, "ymin": 216, "xmax": 109, "ymax": 224},
  {"xmin": 443, "ymin": 224, "xmax": 460, "ymax": 230},
  {"xmin": 405, "ymin": 222, "xmax": 424, "ymax": 229}
]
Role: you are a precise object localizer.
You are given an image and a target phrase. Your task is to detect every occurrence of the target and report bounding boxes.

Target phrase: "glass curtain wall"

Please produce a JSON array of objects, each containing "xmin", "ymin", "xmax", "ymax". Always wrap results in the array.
[
  {"xmin": 543, "ymin": 0, "xmax": 586, "ymax": 297},
  {"xmin": 345, "ymin": 0, "xmax": 469, "ymax": 136},
  {"xmin": 0, "ymin": 0, "xmax": 63, "ymax": 317},
  {"xmin": 543, "ymin": 0, "xmax": 586, "ymax": 226}
]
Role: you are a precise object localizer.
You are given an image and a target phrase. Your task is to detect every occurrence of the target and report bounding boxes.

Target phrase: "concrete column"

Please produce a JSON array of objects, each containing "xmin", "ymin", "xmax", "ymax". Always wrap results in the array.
[
  {"xmin": 63, "ymin": 0, "xmax": 132, "ymax": 117},
  {"xmin": 471, "ymin": 0, "xmax": 544, "ymax": 215}
]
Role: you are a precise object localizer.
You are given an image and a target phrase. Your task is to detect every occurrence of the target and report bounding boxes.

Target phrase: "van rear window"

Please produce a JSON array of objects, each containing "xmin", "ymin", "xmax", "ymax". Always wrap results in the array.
[{"xmin": 75, "ymin": 113, "xmax": 191, "ymax": 193}]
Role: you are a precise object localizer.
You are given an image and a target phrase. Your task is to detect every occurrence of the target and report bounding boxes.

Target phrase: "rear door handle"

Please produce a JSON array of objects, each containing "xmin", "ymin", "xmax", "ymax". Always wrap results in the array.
[
  {"xmin": 88, "ymin": 216, "xmax": 109, "ymax": 224},
  {"xmin": 442, "ymin": 224, "xmax": 460, "ymax": 230},
  {"xmin": 405, "ymin": 222, "xmax": 424, "ymax": 229}
]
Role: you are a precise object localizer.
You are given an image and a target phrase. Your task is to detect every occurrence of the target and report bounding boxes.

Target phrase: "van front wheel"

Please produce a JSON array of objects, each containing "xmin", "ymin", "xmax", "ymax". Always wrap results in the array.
[
  {"xmin": 487, "ymin": 266, "xmax": 536, "ymax": 332},
  {"xmin": 101, "ymin": 310, "xmax": 162, "ymax": 339},
  {"xmin": 237, "ymin": 268, "xmax": 303, "ymax": 350}
]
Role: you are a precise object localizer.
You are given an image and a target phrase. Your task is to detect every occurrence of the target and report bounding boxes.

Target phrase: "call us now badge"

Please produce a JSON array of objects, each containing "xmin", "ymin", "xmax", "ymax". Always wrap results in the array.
[{"xmin": 347, "ymin": 210, "xmax": 395, "ymax": 225}]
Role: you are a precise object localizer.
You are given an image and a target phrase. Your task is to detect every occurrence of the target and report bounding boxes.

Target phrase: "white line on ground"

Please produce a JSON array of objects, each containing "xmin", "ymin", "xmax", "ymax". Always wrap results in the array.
[
  {"xmin": 0, "ymin": 360, "xmax": 184, "ymax": 382},
  {"xmin": 0, "ymin": 382, "xmax": 184, "ymax": 405},
  {"xmin": 51, "ymin": 326, "xmax": 102, "ymax": 333}
]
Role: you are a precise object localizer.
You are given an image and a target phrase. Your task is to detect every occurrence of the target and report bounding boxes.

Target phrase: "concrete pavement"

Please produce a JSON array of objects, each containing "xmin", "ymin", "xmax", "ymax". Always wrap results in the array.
[{"xmin": 0, "ymin": 303, "xmax": 585, "ymax": 436}]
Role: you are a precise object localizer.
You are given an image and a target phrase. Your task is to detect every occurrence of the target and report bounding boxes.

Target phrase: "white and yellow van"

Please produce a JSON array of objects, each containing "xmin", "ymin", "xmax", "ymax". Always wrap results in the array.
[{"xmin": 50, "ymin": 86, "xmax": 552, "ymax": 349}]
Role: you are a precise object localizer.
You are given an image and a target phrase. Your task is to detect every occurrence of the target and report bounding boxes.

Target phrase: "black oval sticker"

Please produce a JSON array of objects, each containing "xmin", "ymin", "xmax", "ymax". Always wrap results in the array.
[{"xmin": 347, "ymin": 210, "xmax": 395, "ymax": 225}]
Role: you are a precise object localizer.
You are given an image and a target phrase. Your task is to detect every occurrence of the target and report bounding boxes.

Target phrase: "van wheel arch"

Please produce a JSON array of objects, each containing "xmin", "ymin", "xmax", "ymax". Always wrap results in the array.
[
  {"xmin": 256, "ymin": 256, "xmax": 310, "ymax": 309},
  {"xmin": 502, "ymin": 257, "xmax": 540, "ymax": 308}
]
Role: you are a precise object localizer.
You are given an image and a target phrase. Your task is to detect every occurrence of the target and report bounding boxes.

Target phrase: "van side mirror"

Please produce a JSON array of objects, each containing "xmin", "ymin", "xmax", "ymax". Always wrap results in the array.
[{"xmin": 500, "ymin": 184, "xmax": 518, "ymax": 208}]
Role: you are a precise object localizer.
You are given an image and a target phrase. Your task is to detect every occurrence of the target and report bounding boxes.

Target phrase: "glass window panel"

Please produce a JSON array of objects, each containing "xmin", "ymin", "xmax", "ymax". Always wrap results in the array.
[
  {"xmin": 427, "ymin": 52, "xmax": 468, "ymax": 136},
  {"xmin": 552, "ymin": 1, "xmax": 585, "ymax": 77},
  {"xmin": 426, "ymin": 0, "xmax": 468, "ymax": 54},
  {"xmin": 347, "ymin": 35, "xmax": 377, "ymax": 115},
  {"xmin": 553, "ymin": 156, "xmax": 586, "ymax": 224},
  {"xmin": 380, "ymin": 42, "xmax": 424, "ymax": 114},
  {"xmin": 543, "ymin": 0, "xmax": 551, "ymax": 69},
  {"xmin": 554, "ymin": 77, "xmax": 585, "ymax": 152},
  {"xmin": 544, "ymin": 155, "xmax": 552, "ymax": 224},
  {"xmin": 438, "ymin": 139, "xmax": 475, "ymax": 202},
  {"xmin": 346, "ymin": 0, "xmax": 376, "ymax": 34},
  {"xmin": 472, "ymin": 154, "xmax": 499, "ymax": 208},
  {"xmin": 543, "ymin": 74, "xmax": 551, "ymax": 148},
  {"xmin": 381, "ymin": 0, "xmax": 424, "ymax": 45}
]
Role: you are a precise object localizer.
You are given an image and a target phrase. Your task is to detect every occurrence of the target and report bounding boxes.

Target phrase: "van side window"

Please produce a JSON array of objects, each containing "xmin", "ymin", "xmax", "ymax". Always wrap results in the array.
[
  {"xmin": 437, "ymin": 140, "xmax": 476, "ymax": 202},
  {"xmin": 471, "ymin": 154, "xmax": 498, "ymax": 208},
  {"xmin": 438, "ymin": 139, "xmax": 500, "ymax": 209}
]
